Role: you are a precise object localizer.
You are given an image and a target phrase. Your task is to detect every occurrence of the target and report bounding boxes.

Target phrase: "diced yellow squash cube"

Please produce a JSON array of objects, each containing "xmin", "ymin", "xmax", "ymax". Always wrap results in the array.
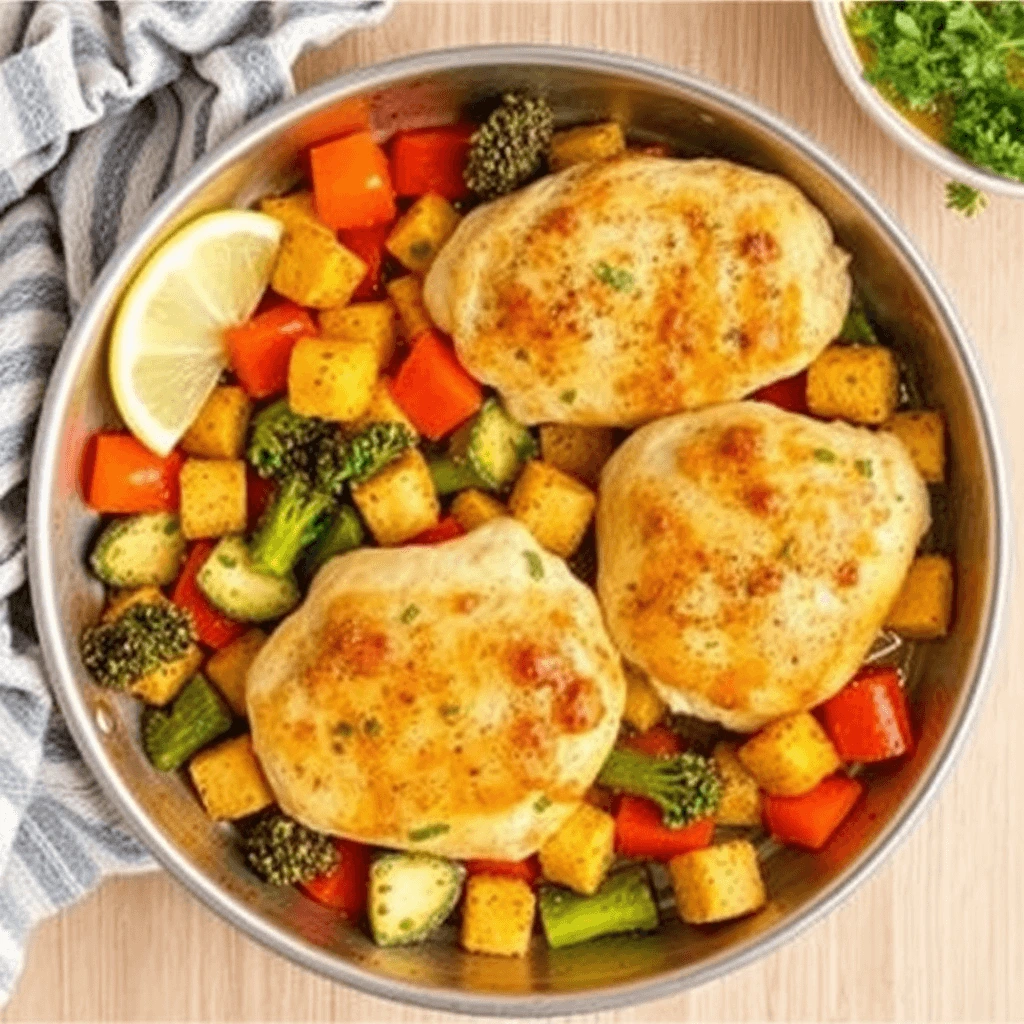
[
  {"xmin": 386, "ymin": 274, "xmax": 433, "ymax": 340},
  {"xmin": 204, "ymin": 628, "xmax": 266, "ymax": 717},
  {"xmin": 712, "ymin": 742, "xmax": 763, "ymax": 827},
  {"xmin": 271, "ymin": 221, "xmax": 367, "ymax": 309},
  {"xmin": 539, "ymin": 424, "xmax": 615, "ymax": 487},
  {"xmin": 260, "ymin": 190, "xmax": 320, "ymax": 233},
  {"xmin": 549, "ymin": 121, "xmax": 626, "ymax": 171},
  {"xmin": 288, "ymin": 336, "xmax": 377, "ymax": 422},
  {"xmin": 179, "ymin": 459, "xmax": 247, "ymax": 540},
  {"xmin": 351, "ymin": 448, "xmax": 440, "ymax": 546},
  {"xmin": 883, "ymin": 410, "xmax": 945, "ymax": 483},
  {"xmin": 461, "ymin": 875, "xmax": 536, "ymax": 957},
  {"xmin": 508, "ymin": 460, "xmax": 595, "ymax": 558},
  {"xmin": 189, "ymin": 734, "xmax": 274, "ymax": 821},
  {"xmin": 539, "ymin": 803, "xmax": 615, "ymax": 896},
  {"xmin": 385, "ymin": 194, "xmax": 461, "ymax": 274},
  {"xmin": 622, "ymin": 663, "xmax": 666, "ymax": 732},
  {"xmin": 353, "ymin": 378, "xmax": 418, "ymax": 436},
  {"xmin": 737, "ymin": 712, "xmax": 841, "ymax": 797},
  {"xmin": 669, "ymin": 840, "xmax": 767, "ymax": 924},
  {"xmin": 100, "ymin": 588, "xmax": 203, "ymax": 706},
  {"xmin": 806, "ymin": 343, "xmax": 899, "ymax": 425},
  {"xmin": 451, "ymin": 489, "xmax": 506, "ymax": 532},
  {"xmin": 319, "ymin": 300, "xmax": 398, "ymax": 370},
  {"xmin": 181, "ymin": 386, "xmax": 252, "ymax": 460},
  {"xmin": 885, "ymin": 554, "xmax": 954, "ymax": 640}
]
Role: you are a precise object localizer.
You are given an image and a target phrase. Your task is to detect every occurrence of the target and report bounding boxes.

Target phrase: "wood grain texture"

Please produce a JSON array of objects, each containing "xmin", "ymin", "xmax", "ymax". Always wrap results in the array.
[{"xmin": 5, "ymin": 3, "xmax": 1023, "ymax": 1021}]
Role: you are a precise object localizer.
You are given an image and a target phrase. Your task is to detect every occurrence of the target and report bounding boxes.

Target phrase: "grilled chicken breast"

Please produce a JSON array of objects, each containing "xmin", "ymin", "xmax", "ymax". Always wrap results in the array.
[
  {"xmin": 247, "ymin": 519, "xmax": 625, "ymax": 859},
  {"xmin": 596, "ymin": 403, "xmax": 929, "ymax": 732},
  {"xmin": 424, "ymin": 156, "xmax": 851, "ymax": 426}
]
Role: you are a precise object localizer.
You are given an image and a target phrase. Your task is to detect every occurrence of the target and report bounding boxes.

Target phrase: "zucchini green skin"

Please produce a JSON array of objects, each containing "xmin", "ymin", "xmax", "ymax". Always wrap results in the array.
[
  {"xmin": 453, "ymin": 398, "xmax": 536, "ymax": 491},
  {"xmin": 539, "ymin": 865, "xmax": 660, "ymax": 949},
  {"xmin": 428, "ymin": 455, "xmax": 488, "ymax": 496},
  {"xmin": 89, "ymin": 513, "xmax": 186, "ymax": 587},
  {"xmin": 368, "ymin": 852, "xmax": 466, "ymax": 947},
  {"xmin": 196, "ymin": 536, "xmax": 299, "ymax": 622}
]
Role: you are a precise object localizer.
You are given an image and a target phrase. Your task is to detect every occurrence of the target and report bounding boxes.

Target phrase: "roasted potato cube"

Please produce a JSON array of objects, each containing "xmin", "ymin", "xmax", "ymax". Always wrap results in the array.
[
  {"xmin": 806, "ymin": 343, "xmax": 899, "ymax": 425},
  {"xmin": 738, "ymin": 712, "xmax": 841, "ymax": 797},
  {"xmin": 271, "ymin": 221, "xmax": 367, "ymax": 309},
  {"xmin": 451, "ymin": 489, "xmax": 507, "ymax": 532},
  {"xmin": 288, "ymin": 336, "xmax": 377, "ymax": 422},
  {"xmin": 549, "ymin": 121, "xmax": 626, "ymax": 171},
  {"xmin": 461, "ymin": 875, "xmax": 536, "ymax": 957},
  {"xmin": 883, "ymin": 410, "xmax": 945, "ymax": 483},
  {"xmin": 885, "ymin": 554, "xmax": 954, "ymax": 640},
  {"xmin": 179, "ymin": 459, "xmax": 247, "ymax": 540},
  {"xmin": 385, "ymin": 194, "xmax": 461, "ymax": 274},
  {"xmin": 100, "ymin": 588, "xmax": 203, "ymax": 706},
  {"xmin": 260, "ymin": 190, "xmax": 321, "ymax": 233},
  {"xmin": 386, "ymin": 274, "xmax": 433, "ymax": 340},
  {"xmin": 319, "ymin": 300, "xmax": 398, "ymax": 370},
  {"xmin": 508, "ymin": 460, "xmax": 596, "ymax": 558},
  {"xmin": 712, "ymin": 742, "xmax": 763, "ymax": 827},
  {"xmin": 539, "ymin": 424, "xmax": 615, "ymax": 487},
  {"xmin": 539, "ymin": 803, "xmax": 615, "ymax": 896},
  {"xmin": 353, "ymin": 378, "xmax": 418, "ymax": 436},
  {"xmin": 181, "ymin": 386, "xmax": 252, "ymax": 460},
  {"xmin": 351, "ymin": 448, "xmax": 440, "ymax": 546},
  {"xmin": 622, "ymin": 663, "xmax": 666, "ymax": 732},
  {"xmin": 189, "ymin": 734, "xmax": 274, "ymax": 821},
  {"xmin": 669, "ymin": 840, "xmax": 767, "ymax": 924},
  {"xmin": 204, "ymin": 628, "xmax": 266, "ymax": 717}
]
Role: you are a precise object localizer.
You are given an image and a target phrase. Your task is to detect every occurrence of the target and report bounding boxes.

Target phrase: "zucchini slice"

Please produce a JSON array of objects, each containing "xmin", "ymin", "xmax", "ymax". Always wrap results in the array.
[
  {"xmin": 368, "ymin": 852, "xmax": 465, "ymax": 947},
  {"xmin": 196, "ymin": 537, "xmax": 299, "ymax": 623},
  {"xmin": 450, "ymin": 398, "xmax": 536, "ymax": 491},
  {"xmin": 89, "ymin": 512, "xmax": 186, "ymax": 588}
]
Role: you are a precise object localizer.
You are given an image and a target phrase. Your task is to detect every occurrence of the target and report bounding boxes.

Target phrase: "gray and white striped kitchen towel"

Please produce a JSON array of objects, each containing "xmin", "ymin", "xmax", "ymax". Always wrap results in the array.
[{"xmin": 0, "ymin": 1, "xmax": 390, "ymax": 1004}]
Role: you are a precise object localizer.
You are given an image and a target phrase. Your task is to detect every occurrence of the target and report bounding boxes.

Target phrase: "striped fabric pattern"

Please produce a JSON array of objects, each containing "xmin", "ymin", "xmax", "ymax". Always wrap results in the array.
[{"xmin": 0, "ymin": 1, "xmax": 390, "ymax": 1004}]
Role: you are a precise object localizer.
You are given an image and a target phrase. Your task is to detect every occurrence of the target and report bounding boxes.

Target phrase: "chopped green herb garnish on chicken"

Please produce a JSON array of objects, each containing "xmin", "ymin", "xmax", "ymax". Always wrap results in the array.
[
  {"xmin": 80, "ymin": 602, "xmax": 195, "ymax": 690},
  {"xmin": 243, "ymin": 811, "xmax": 339, "ymax": 885},
  {"xmin": 142, "ymin": 674, "xmax": 232, "ymax": 771},
  {"xmin": 597, "ymin": 747, "xmax": 721, "ymax": 827},
  {"xmin": 464, "ymin": 93, "xmax": 555, "ymax": 199}
]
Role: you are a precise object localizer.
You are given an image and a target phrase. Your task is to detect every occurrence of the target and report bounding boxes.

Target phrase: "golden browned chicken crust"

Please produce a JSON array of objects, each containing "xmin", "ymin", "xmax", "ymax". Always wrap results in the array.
[
  {"xmin": 247, "ymin": 519, "xmax": 625, "ymax": 859},
  {"xmin": 424, "ymin": 156, "xmax": 851, "ymax": 426},
  {"xmin": 596, "ymin": 403, "xmax": 929, "ymax": 731}
]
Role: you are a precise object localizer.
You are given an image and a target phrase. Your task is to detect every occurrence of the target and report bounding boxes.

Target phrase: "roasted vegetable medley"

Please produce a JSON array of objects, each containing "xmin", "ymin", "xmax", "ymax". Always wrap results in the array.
[{"xmin": 78, "ymin": 93, "xmax": 954, "ymax": 958}]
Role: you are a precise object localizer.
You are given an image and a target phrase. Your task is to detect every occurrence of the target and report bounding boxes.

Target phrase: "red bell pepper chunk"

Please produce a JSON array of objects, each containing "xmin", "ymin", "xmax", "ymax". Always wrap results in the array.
[
  {"xmin": 171, "ymin": 542, "xmax": 247, "ymax": 650},
  {"xmin": 389, "ymin": 124, "xmax": 475, "ymax": 199},
  {"xmin": 763, "ymin": 774, "xmax": 863, "ymax": 851},
  {"xmin": 338, "ymin": 223, "xmax": 392, "ymax": 301},
  {"xmin": 752, "ymin": 370, "xmax": 809, "ymax": 415},
  {"xmin": 409, "ymin": 516, "xmax": 466, "ymax": 545},
  {"xmin": 225, "ymin": 302, "xmax": 317, "ymax": 400},
  {"xmin": 84, "ymin": 432, "xmax": 183, "ymax": 513},
  {"xmin": 464, "ymin": 856, "xmax": 541, "ymax": 885},
  {"xmin": 311, "ymin": 131, "xmax": 396, "ymax": 231},
  {"xmin": 301, "ymin": 839, "xmax": 371, "ymax": 918},
  {"xmin": 614, "ymin": 795, "xmax": 715, "ymax": 861},
  {"xmin": 391, "ymin": 330, "xmax": 483, "ymax": 440},
  {"xmin": 621, "ymin": 725, "xmax": 681, "ymax": 758},
  {"xmin": 819, "ymin": 665, "xmax": 914, "ymax": 762},
  {"xmin": 246, "ymin": 470, "xmax": 276, "ymax": 532}
]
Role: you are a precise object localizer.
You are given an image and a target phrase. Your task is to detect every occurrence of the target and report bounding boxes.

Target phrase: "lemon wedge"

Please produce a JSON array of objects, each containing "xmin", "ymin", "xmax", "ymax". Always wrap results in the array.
[{"xmin": 109, "ymin": 210, "xmax": 284, "ymax": 455}]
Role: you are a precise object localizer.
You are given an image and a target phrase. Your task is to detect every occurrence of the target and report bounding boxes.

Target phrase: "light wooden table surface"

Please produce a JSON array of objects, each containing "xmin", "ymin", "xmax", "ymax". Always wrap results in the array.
[{"xmin": 5, "ymin": 2, "xmax": 1023, "ymax": 1021}]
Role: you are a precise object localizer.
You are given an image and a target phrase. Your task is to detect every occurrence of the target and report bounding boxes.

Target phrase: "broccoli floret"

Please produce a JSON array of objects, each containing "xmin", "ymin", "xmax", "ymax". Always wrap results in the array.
[
  {"xmin": 142, "ymin": 674, "xmax": 232, "ymax": 771},
  {"xmin": 247, "ymin": 399, "xmax": 335, "ymax": 483},
  {"xmin": 249, "ymin": 476, "xmax": 335, "ymax": 578},
  {"xmin": 464, "ymin": 93, "xmax": 555, "ymax": 199},
  {"xmin": 243, "ymin": 812, "xmax": 339, "ymax": 885},
  {"xmin": 597, "ymin": 747, "xmax": 721, "ymax": 827},
  {"xmin": 319, "ymin": 421, "xmax": 415, "ymax": 489},
  {"xmin": 80, "ymin": 602, "xmax": 195, "ymax": 690}
]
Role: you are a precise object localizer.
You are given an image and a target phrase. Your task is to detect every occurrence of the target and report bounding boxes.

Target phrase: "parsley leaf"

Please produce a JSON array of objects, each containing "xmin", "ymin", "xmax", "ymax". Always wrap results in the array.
[
  {"xmin": 593, "ymin": 261, "xmax": 635, "ymax": 291},
  {"xmin": 945, "ymin": 180, "xmax": 989, "ymax": 215}
]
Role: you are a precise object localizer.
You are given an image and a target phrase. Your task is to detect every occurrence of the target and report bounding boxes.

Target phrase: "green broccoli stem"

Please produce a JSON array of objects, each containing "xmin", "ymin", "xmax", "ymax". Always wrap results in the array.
[
  {"xmin": 539, "ymin": 866, "xmax": 659, "ymax": 949},
  {"xmin": 428, "ymin": 455, "xmax": 489, "ymax": 495},
  {"xmin": 143, "ymin": 675, "xmax": 232, "ymax": 771},
  {"xmin": 250, "ymin": 477, "xmax": 334, "ymax": 577},
  {"xmin": 302, "ymin": 504, "xmax": 365, "ymax": 576},
  {"xmin": 597, "ymin": 747, "xmax": 720, "ymax": 828}
]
